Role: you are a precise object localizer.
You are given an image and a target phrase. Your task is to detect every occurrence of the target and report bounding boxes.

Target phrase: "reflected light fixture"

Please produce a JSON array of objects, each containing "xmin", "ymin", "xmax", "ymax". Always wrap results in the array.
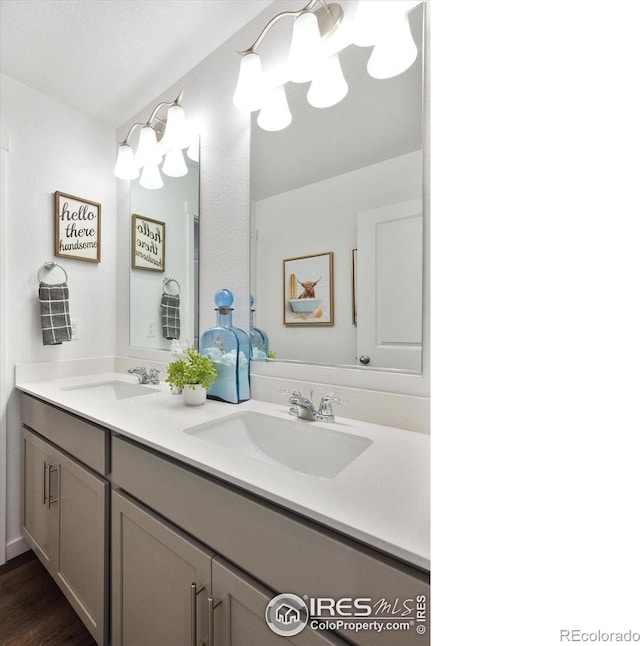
[
  {"xmin": 366, "ymin": 9, "xmax": 418, "ymax": 79},
  {"xmin": 307, "ymin": 53, "xmax": 348, "ymax": 108},
  {"xmin": 113, "ymin": 90, "xmax": 192, "ymax": 189},
  {"xmin": 233, "ymin": 1, "xmax": 421, "ymax": 132}
]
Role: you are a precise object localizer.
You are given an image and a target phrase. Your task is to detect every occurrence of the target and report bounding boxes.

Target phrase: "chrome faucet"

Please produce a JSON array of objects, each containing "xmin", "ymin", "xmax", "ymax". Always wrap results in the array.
[
  {"xmin": 281, "ymin": 390, "xmax": 347, "ymax": 423},
  {"xmin": 128, "ymin": 367, "xmax": 161, "ymax": 385}
]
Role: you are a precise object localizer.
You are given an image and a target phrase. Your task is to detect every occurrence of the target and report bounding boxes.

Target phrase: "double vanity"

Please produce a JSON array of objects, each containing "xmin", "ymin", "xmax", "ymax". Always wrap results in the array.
[{"xmin": 16, "ymin": 362, "xmax": 429, "ymax": 646}]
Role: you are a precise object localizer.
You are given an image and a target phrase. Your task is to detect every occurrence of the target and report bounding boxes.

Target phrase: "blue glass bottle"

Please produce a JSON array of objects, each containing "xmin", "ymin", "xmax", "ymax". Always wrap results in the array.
[
  {"xmin": 249, "ymin": 294, "xmax": 270, "ymax": 361},
  {"xmin": 200, "ymin": 289, "xmax": 250, "ymax": 403}
]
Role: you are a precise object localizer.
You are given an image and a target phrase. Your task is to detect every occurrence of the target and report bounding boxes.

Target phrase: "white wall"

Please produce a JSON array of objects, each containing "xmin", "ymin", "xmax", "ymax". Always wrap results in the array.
[
  {"xmin": 0, "ymin": 73, "xmax": 116, "ymax": 559},
  {"xmin": 254, "ymin": 150, "xmax": 422, "ymax": 366}
]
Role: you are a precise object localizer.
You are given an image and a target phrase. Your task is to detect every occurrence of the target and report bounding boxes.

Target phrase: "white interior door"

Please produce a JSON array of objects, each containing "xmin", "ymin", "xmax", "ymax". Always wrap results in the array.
[{"xmin": 356, "ymin": 199, "xmax": 423, "ymax": 371}]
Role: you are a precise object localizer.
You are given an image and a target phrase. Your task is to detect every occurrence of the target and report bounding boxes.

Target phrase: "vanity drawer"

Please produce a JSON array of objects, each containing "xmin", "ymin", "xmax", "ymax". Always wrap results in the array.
[
  {"xmin": 112, "ymin": 435, "xmax": 429, "ymax": 646},
  {"xmin": 21, "ymin": 395, "xmax": 109, "ymax": 476}
]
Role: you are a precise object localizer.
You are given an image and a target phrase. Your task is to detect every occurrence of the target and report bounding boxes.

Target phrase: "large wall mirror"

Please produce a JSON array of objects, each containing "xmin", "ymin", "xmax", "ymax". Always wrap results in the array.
[
  {"xmin": 250, "ymin": 3, "xmax": 425, "ymax": 373},
  {"xmin": 129, "ymin": 155, "xmax": 199, "ymax": 351}
]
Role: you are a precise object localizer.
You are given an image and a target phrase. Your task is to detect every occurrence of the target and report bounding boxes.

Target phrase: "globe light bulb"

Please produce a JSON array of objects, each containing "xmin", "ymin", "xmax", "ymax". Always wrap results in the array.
[
  {"xmin": 288, "ymin": 11, "xmax": 323, "ymax": 83},
  {"xmin": 367, "ymin": 11, "xmax": 417, "ymax": 79},
  {"xmin": 257, "ymin": 86, "xmax": 292, "ymax": 132},
  {"xmin": 162, "ymin": 104, "xmax": 189, "ymax": 150},
  {"xmin": 139, "ymin": 163, "xmax": 163, "ymax": 190},
  {"xmin": 307, "ymin": 53, "xmax": 348, "ymax": 108},
  {"xmin": 113, "ymin": 144, "xmax": 139, "ymax": 180},
  {"xmin": 233, "ymin": 53, "xmax": 265, "ymax": 112},
  {"xmin": 162, "ymin": 148, "xmax": 188, "ymax": 177},
  {"xmin": 134, "ymin": 125, "xmax": 161, "ymax": 168}
]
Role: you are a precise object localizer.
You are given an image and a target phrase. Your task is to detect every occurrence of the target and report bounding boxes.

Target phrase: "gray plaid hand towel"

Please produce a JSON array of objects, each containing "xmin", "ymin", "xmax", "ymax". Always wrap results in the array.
[
  {"xmin": 161, "ymin": 293, "xmax": 180, "ymax": 340},
  {"xmin": 39, "ymin": 282, "xmax": 72, "ymax": 345}
]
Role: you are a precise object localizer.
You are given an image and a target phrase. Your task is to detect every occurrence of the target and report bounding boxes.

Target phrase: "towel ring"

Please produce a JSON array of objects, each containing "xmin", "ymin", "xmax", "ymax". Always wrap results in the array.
[
  {"xmin": 37, "ymin": 261, "xmax": 68, "ymax": 284},
  {"xmin": 163, "ymin": 277, "xmax": 180, "ymax": 295}
]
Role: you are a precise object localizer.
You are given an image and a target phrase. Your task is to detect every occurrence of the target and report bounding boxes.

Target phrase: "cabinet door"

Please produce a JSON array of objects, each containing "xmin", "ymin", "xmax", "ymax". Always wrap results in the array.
[
  {"xmin": 21, "ymin": 427, "xmax": 58, "ymax": 574},
  {"xmin": 112, "ymin": 490, "xmax": 213, "ymax": 646},
  {"xmin": 55, "ymin": 449, "xmax": 108, "ymax": 646},
  {"xmin": 212, "ymin": 556, "xmax": 346, "ymax": 646}
]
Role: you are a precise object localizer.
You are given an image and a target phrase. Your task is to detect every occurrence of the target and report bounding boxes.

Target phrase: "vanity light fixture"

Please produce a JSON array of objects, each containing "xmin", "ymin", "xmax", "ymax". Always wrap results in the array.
[
  {"xmin": 233, "ymin": 1, "xmax": 420, "ymax": 131},
  {"xmin": 233, "ymin": 0, "xmax": 345, "ymax": 130},
  {"xmin": 113, "ymin": 90, "xmax": 196, "ymax": 189}
]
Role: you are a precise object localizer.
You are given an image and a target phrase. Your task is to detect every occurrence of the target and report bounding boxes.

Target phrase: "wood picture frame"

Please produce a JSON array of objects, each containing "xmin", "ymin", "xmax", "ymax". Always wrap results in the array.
[
  {"xmin": 283, "ymin": 251, "xmax": 334, "ymax": 326},
  {"xmin": 54, "ymin": 191, "xmax": 101, "ymax": 263},
  {"xmin": 131, "ymin": 214, "xmax": 165, "ymax": 272}
]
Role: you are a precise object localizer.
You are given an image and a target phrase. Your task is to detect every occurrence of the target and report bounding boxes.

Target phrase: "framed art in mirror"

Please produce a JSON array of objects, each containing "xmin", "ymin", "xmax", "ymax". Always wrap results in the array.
[
  {"xmin": 54, "ymin": 191, "xmax": 101, "ymax": 263},
  {"xmin": 283, "ymin": 252, "xmax": 333, "ymax": 326},
  {"xmin": 131, "ymin": 214, "xmax": 165, "ymax": 272}
]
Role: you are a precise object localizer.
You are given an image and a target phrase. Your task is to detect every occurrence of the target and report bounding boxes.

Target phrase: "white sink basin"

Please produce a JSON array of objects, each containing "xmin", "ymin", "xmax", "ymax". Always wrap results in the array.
[
  {"xmin": 184, "ymin": 411, "xmax": 372, "ymax": 479},
  {"xmin": 61, "ymin": 380, "xmax": 159, "ymax": 400}
]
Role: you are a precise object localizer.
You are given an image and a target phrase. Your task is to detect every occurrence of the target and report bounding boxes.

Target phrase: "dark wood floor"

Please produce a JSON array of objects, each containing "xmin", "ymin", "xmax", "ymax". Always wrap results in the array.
[{"xmin": 0, "ymin": 550, "xmax": 95, "ymax": 645}]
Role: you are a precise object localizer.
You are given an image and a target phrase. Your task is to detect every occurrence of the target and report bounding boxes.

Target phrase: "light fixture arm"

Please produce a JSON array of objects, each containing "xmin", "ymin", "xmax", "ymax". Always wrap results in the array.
[
  {"xmin": 120, "ymin": 90, "xmax": 185, "ymax": 145},
  {"xmin": 238, "ymin": 0, "xmax": 339, "ymax": 55}
]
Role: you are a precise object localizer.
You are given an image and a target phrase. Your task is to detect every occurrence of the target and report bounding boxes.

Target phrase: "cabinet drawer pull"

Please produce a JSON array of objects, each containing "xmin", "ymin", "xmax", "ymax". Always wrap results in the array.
[
  {"xmin": 190, "ymin": 582, "xmax": 205, "ymax": 646},
  {"xmin": 208, "ymin": 596, "xmax": 221, "ymax": 645}
]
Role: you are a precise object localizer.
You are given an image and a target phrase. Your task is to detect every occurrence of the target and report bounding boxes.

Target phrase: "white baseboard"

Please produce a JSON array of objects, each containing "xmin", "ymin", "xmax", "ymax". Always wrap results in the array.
[{"xmin": 5, "ymin": 536, "xmax": 29, "ymax": 562}]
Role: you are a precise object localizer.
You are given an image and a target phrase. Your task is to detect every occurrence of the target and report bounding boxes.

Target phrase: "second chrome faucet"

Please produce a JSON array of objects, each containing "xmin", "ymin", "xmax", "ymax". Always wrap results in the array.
[
  {"xmin": 128, "ymin": 367, "xmax": 161, "ymax": 385},
  {"xmin": 281, "ymin": 389, "xmax": 347, "ymax": 423}
]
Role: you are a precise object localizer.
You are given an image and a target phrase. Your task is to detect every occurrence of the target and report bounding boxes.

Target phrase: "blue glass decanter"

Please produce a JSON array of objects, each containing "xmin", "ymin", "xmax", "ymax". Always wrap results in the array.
[
  {"xmin": 249, "ymin": 294, "xmax": 269, "ymax": 361},
  {"xmin": 200, "ymin": 289, "xmax": 250, "ymax": 403}
]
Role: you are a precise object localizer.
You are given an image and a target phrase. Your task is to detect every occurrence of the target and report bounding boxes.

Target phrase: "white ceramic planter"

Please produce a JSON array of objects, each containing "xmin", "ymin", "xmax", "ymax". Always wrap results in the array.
[{"xmin": 182, "ymin": 384, "xmax": 207, "ymax": 406}]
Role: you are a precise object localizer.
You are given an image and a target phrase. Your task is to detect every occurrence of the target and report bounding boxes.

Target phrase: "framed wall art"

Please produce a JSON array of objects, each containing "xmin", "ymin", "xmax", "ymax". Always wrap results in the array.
[
  {"xmin": 283, "ymin": 251, "xmax": 334, "ymax": 326},
  {"xmin": 131, "ymin": 214, "xmax": 165, "ymax": 272},
  {"xmin": 54, "ymin": 191, "xmax": 101, "ymax": 263}
]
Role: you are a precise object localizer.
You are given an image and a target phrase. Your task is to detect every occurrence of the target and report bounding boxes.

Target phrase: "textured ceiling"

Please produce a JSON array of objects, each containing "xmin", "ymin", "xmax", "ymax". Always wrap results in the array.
[{"xmin": 0, "ymin": 0, "xmax": 273, "ymax": 126}]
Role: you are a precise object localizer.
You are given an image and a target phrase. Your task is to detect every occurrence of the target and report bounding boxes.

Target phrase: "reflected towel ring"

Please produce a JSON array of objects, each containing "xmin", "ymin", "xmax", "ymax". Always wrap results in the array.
[
  {"xmin": 37, "ymin": 261, "xmax": 68, "ymax": 284},
  {"xmin": 163, "ymin": 277, "xmax": 180, "ymax": 295}
]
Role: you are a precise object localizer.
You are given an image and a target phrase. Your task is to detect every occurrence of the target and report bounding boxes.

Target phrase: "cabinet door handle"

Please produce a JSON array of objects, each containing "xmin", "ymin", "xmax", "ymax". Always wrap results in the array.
[
  {"xmin": 208, "ymin": 596, "xmax": 221, "ymax": 645},
  {"xmin": 42, "ymin": 461, "xmax": 48, "ymax": 506},
  {"xmin": 190, "ymin": 582, "xmax": 205, "ymax": 646},
  {"xmin": 46, "ymin": 464, "xmax": 60, "ymax": 509}
]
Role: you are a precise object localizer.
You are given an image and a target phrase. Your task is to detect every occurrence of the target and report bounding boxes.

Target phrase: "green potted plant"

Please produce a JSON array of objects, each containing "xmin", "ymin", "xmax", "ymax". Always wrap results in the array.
[{"xmin": 166, "ymin": 347, "xmax": 217, "ymax": 406}]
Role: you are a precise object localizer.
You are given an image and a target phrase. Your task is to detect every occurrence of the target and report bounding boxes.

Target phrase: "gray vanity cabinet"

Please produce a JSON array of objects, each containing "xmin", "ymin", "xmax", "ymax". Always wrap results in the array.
[
  {"xmin": 112, "ymin": 435, "xmax": 427, "ymax": 646},
  {"xmin": 21, "ymin": 427, "xmax": 57, "ymax": 571},
  {"xmin": 21, "ymin": 426, "xmax": 109, "ymax": 646},
  {"xmin": 111, "ymin": 490, "xmax": 344, "ymax": 646},
  {"xmin": 212, "ymin": 556, "xmax": 345, "ymax": 646},
  {"xmin": 111, "ymin": 490, "xmax": 214, "ymax": 646}
]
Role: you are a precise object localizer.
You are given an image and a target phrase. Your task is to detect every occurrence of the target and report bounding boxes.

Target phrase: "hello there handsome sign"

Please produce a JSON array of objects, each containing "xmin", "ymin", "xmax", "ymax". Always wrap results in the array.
[{"xmin": 54, "ymin": 191, "xmax": 101, "ymax": 263}]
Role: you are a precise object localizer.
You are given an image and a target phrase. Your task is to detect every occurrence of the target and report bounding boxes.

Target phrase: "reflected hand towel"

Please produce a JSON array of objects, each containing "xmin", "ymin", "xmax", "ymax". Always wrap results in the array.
[{"xmin": 161, "ymin": 293, "xmax": 180, "ymax": 340}]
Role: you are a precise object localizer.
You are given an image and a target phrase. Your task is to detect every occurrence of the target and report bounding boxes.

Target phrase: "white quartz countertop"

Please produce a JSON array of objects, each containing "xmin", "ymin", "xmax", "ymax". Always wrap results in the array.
[{"xmin": 15, "ymin": 371, "xmax": 429, "ymax": 571}]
